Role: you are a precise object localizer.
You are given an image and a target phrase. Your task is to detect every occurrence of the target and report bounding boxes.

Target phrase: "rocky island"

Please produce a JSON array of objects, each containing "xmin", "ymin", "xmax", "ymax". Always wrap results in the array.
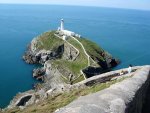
[
  {"xmin": 2, "ymin": 19, "xmax": 120, "ymax": 113},
  {"xmin": 23, "ymin": 19, "xmax": 119, "ymax": 89}
]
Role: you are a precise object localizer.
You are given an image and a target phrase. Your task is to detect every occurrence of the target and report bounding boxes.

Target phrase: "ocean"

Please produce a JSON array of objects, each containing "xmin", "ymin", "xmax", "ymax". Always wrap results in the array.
[{"xmin": 0, "ymin": 4, "xmax": 150, "ymax": 108}]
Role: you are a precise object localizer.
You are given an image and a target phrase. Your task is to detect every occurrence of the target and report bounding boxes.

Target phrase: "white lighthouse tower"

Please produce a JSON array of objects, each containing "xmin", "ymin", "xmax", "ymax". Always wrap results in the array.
[
  {"xmin": 60, "ymin": 19, "xmax": 64, "ymax": 31},
  {"xmin": 57, "ymin": 19, "xmax": 81, "ymax": 40}
]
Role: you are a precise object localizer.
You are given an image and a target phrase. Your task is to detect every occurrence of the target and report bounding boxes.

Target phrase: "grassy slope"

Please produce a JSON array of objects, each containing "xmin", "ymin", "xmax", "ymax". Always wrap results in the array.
[
  {"xmin": 36, "ymin": 31, "xmax": 64, "ymax": 50},
  {"xmin": 4, "ymin": 77, "xmax": 128, "ymax": 113},
  {"xmin": 53, "ymin": 37, "xmax": 88, "ymax": 83},
  {"xmin": 78, "ymin": 37, "xmax": 105, "ymax": 61}
]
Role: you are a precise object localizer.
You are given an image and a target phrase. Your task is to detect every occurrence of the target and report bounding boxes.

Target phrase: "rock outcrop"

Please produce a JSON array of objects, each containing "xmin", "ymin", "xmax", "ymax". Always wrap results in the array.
[
  {"xmin": 33, "ymin": 68, "xmax": 45, "ymax": 81},
  {"xmin": 23, "ymin": 45, "xmax": 64, "ymax": 64}
]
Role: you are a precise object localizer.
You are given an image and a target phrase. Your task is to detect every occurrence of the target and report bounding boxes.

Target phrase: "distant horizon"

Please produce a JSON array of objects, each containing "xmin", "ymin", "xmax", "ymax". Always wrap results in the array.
[
  {"xmin": 0, "ymin": 3, "xmax": 150, "ymax": 11},
  {"xmin": 0, "ymin": 0, "xmax": 150, "ymax": 11}
]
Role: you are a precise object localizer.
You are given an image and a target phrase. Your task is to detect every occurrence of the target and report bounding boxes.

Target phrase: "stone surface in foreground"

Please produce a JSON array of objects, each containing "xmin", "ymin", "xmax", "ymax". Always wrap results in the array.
[{"xmin": 55, "ymin": 65, "xmax": 150, "ymax": 113}]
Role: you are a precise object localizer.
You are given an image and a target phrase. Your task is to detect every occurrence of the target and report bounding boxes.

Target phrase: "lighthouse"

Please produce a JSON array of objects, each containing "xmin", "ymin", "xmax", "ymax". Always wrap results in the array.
[
  {"xmin": 60, "ymin": 19, "xmax": 64, "ymax": 31},
  {"xmin": 57, "ymin": 19, "xmax": 81, "ymax": 39}
]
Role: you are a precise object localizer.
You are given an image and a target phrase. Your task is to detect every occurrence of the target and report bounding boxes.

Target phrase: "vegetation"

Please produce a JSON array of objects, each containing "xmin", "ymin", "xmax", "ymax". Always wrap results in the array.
[
  {"xmin": 72, "ymin": 75, "xmax": 85, "ymax": 84},
  {"xmin": 53, "ymin": 37, "xmax": 88, "ymax": 76},
  {"xmin": 4, "ymin": 77, "xmax": 128, "ymax": 113},
  {"xmin": 33, "ymin": 31, "xmax": 108, "ymax": 83},
  {"xmin": 52, "ymin": 42, "xmax": 88, "ymax": 83},
  {"xmin": 36, "ymin": 31, "xmax": 64, "ymax": 50},
  {"xmin": 78, "ymin": 37, "xmax": 105, "ymax": 61}
]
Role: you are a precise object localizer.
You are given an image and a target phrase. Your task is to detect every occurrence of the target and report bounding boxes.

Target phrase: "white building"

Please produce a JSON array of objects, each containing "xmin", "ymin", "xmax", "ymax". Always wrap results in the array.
[
  {"xmin": 57, "ymin": 19, "xmax": 81, "ymax": 40},
  {"xmin": 60, "ymin": 19, "xmax": 64, "ymax": 31},
  {"xmin": 61, "ymin": 30, "xmax": 75, "ymax": 36}
]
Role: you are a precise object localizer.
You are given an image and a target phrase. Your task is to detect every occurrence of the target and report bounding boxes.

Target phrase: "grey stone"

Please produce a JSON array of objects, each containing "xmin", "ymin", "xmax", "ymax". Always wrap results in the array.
[{"xmin": 56, "ymin": 66, "xmax": 150, "ymax": 113}]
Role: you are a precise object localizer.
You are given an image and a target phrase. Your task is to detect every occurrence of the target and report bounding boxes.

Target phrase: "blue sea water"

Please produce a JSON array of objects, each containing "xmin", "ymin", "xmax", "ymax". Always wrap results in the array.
[{"xmin": 0, "ymin": 4, "xmax": 150, "ymax": 108}]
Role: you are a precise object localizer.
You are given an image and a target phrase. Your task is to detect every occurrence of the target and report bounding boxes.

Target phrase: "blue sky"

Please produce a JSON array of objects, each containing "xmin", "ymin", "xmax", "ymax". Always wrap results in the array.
[{"xmin": 0, "ymin": 0, "xmax": 150, "ymax": 10}]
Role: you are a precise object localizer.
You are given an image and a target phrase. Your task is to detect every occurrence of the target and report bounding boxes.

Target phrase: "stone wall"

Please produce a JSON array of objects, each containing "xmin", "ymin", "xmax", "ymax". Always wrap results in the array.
[
  {"xmin": 56, "ymin": 65, "xmax": 150, "ymax": 113},
  {"xmin": 72, "ymin": 66, "xmax": 141, "ymax": 88}
]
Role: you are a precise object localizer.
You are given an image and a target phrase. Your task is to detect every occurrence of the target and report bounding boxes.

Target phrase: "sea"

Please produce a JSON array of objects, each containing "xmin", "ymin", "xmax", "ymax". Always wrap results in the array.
[{"xmin": 0, "ymin": 4, "xmax": 150, "ymax": 108}]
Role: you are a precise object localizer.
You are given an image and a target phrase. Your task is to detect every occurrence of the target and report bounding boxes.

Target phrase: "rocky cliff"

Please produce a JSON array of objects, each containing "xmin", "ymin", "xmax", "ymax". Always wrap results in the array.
[{"xmin": 23, "ymin": 31, "xmax": 119, "ymax": 89}]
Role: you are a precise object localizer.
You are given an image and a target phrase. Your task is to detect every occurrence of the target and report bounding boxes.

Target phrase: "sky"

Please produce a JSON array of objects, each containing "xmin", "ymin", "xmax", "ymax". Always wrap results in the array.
[{"xmin": 0, "ymin": 0, "xmax": 150, "ymax": 10}]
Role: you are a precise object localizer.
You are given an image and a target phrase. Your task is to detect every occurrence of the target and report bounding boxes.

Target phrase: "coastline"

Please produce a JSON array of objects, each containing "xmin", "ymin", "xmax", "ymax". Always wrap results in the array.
[
  {"xmin": 2, "ymin": 28, "xmax": 119, "ymax": 110},
  {"xmin": 0, "ymin": 4, "xmax": 150, "ymax": 109}
]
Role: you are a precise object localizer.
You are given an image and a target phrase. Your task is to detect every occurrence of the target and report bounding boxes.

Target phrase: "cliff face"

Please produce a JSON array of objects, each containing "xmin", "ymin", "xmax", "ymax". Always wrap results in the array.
[{"xmin": 23, "ymin": 31, "xmax": 118, "ymax": 88}]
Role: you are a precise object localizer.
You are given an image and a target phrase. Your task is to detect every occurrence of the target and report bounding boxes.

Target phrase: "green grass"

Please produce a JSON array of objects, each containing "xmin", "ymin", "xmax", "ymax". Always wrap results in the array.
[
  {"xmin": 36, "ymin": 31, "xmax": 64, "ymax": 50},
  {"xmin": 4, "ymin": 77, "xmax": 128, "ymax": 113},
  {"xmin": 54, "ymin": 59, "xmax": 87, "ymax": 76},
  {"xmin": 78, "ymin": 37, "xmax": 105, "ymax": 61},
  {"xmin": 72, "ymin": 75, "xmax": 85, "ymax": 84}
]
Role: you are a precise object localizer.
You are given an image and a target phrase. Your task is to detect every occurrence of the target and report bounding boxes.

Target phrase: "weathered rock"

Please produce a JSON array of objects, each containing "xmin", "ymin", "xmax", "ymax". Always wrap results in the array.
[
  {"xmin": 44, "ymin": 61, "xmax": 67, "ymax": 91},
  {"xmin": 56, "ymin": 66, "xmax": 150, "ymax": 113},
  {"xmin": 62, "ymin": 42, "xmax": 79, "ymax": 61},
  {"xmin": 23, "ymin": 44, "xmax": 64, "ymax": 64},
  {"xmin": 23, "ymin": 51, "xmax": 37, "ymax": 64},
  {"xmin": 104, "ymin": 52, "xmax": 119, "ymax": 68},
  {"xmin": 33, "ymin": 68, "xmax": 45, "ymax": 81},
  {"xmin": 23, "ymin": 36, "xmax": 80, "ymax": 64}
]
